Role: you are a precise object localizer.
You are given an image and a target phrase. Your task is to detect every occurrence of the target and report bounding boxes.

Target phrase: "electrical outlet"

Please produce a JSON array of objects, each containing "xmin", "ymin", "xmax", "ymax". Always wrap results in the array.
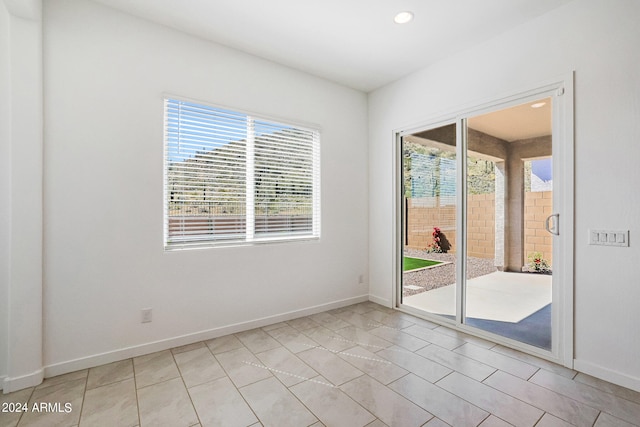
[
  {"xmin": 358, "ymin": 274, "xmax": 364, "ymax": 284},
  {"xmin": 141, "ymin": 308, "xmax": 152, "ymax": 323}
]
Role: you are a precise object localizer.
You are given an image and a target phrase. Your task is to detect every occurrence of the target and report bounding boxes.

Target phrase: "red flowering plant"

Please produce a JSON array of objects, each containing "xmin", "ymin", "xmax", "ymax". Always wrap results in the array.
[{"xmin": 426, "ymin": 227, "xmax": 444, "ymax": 253}]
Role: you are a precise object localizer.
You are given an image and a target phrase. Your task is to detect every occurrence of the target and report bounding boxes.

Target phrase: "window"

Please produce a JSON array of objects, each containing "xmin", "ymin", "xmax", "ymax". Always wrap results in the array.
[{"xmin": 164, "ymin": 98, "xmax": 320, "ymax": 249}]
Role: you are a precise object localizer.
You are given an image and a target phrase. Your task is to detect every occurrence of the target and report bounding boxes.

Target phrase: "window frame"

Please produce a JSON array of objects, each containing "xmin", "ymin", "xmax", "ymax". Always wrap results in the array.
[{"xmin": 163, "ymin": 96, "xmax": 321, "ymax": 250}]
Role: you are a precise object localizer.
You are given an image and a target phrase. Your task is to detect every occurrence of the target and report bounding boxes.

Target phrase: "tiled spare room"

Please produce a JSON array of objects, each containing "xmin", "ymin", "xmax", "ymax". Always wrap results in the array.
[
  {"xmin": 3, "ymin": 1, "xmax": 640, "ymax": 426},
  {"xmin": 3, "ymin": 302, "xmax": 640, "ymax": 427}
]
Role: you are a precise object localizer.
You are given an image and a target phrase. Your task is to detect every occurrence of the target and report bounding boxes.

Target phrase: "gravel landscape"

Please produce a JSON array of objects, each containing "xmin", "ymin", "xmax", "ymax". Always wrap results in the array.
[{"xmin": 403, "ymin": 249, "xmax": 497, "ymax": 297}]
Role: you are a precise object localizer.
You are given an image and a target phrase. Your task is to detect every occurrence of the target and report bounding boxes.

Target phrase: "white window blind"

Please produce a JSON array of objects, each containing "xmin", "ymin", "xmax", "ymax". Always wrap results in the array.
[{"xmin": 164, "ymin": 98, "xmax": 320, "ymax": 249}]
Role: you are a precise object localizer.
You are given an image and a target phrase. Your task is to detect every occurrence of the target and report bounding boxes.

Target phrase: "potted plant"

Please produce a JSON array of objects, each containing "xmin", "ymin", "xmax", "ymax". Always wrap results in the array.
[{"xmin": 525, "ymin": 251, "xmax": 551, "ymax": 274}]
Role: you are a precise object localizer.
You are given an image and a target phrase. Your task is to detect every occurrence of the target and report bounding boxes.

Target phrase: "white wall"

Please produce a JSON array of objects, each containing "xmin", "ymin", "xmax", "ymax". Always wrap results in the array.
[
  {"xmin": 1, "ymin": 0, "xmax": 44, "ymax": 393},
  {"xmin": 369, "ymin": 0, "xmax": 640, "ymax": 390},
  {"xmin": 0, "ymin": 1, "xmax": 10, "ymax": 385},
  {"xmin": 42, "ymin": 0, "xmax": 368, "ymax": 373}
]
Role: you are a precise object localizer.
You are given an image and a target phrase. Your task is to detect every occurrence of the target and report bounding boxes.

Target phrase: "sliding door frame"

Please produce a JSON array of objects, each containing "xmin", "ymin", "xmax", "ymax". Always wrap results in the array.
[{"xmin": 394, "ymin": 74, "xmax": 574, "ymax": 367}]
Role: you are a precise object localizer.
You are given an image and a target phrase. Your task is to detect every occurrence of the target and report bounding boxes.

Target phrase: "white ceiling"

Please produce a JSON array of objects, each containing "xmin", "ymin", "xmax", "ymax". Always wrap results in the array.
[{"xmin": 92, "ymin": 0, "xmax": 573, "ymax": 92}]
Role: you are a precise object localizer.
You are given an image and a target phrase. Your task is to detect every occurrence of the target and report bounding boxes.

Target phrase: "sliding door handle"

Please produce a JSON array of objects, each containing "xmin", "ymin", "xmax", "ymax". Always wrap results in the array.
[{"xmin": 545, "ymin": 213, "xmax": 559, "ymax": 235}]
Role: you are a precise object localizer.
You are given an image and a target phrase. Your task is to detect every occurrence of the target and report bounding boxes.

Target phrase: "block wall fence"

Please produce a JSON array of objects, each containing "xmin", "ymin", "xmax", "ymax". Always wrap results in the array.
[{"xmin": 405, "ymin": 191, "xmax": 553, "ymax": 266}]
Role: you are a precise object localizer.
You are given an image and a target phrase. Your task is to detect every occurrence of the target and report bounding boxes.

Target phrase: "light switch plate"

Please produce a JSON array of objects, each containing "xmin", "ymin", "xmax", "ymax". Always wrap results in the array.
[{"xmin": 588, "ymin": 229, "xmax": 629, "ymax": 247}]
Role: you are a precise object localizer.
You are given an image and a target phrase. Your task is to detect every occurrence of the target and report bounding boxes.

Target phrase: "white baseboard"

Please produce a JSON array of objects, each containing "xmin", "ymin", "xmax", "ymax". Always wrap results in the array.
[
  {"xmin": 573, "ymin": 359, "xmax": 640, "ymax": 393},
  {"xmin": 368, "ymin": 294, "xmax": 392, "ymax": 308},
  {"xmin": 2, "ymin": 369, "xmax": 44, "ymax": 394},
  {"xmin": 44, "ymin": 294, "xmax": 369, "ymax": 379}
]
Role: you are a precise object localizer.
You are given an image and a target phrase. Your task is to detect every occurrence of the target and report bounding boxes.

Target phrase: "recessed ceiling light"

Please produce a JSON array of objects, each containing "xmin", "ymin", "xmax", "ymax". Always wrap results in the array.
[
  {"xmin": 394, "ymin": 11, "xmax": 414, "ymax": 24},
  {"xmin": 531, "ymin": 102, "xmax": 546, "ymax": 108}
]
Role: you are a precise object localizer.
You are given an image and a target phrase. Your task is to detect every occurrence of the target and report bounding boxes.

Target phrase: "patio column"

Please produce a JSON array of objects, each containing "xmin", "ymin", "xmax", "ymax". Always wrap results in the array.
[
  {"xmin": 494, "ymin": 162, "xmax": 505, "ymax": 270},
  {"xmin": 505, "ymin": 150, "xmax": 525, "ymax": 272}
]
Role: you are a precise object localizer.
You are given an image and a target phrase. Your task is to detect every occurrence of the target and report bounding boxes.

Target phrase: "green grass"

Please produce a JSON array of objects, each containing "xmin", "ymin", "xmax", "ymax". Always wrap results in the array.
[{"xmin": 403, "ymin": 257, "xmax": 442, "ymax": 272}]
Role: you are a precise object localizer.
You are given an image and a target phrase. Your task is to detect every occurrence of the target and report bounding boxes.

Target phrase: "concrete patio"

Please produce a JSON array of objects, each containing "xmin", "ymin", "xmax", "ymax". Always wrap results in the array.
[{"xmin": 404, "ymin": 271, "xmax": 552, "ymax": 323}]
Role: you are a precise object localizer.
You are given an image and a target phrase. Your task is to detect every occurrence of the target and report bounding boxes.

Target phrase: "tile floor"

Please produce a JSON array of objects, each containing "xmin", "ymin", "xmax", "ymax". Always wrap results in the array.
[{"xmin": 2, "ymin": 301, "xmax": 640, "ymax": 427}]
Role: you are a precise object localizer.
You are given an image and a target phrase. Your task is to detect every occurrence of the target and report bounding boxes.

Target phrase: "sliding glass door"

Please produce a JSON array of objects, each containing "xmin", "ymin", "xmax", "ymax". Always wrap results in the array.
[
  {"xmin": 398, "ymin": 85, "xmax": 571, "ymax": 360},
  {"xmin": 401, "ymin": 123, "xmax": 457, "ymax": 321},
  {"xmin": 463, "ymin": 98, "xmax": 554, "ymax": 350}
]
